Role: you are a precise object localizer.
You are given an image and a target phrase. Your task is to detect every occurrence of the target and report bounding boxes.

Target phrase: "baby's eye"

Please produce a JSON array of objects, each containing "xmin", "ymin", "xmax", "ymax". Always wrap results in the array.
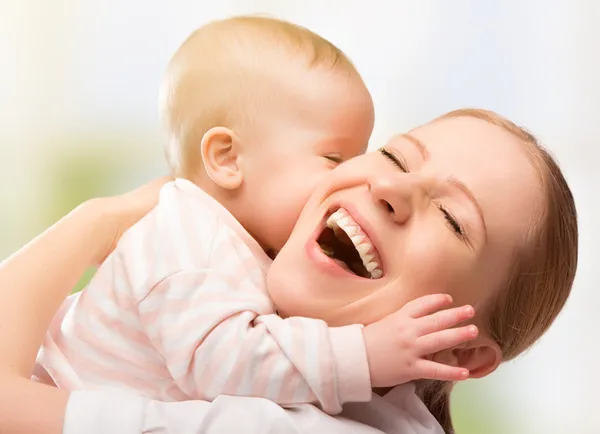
[{"xmin": 324, "ymin": 155, "xmax": 343, "ymax": 164}]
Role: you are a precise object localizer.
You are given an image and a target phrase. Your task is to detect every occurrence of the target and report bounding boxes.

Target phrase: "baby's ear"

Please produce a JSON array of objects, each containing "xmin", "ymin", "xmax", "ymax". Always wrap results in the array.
[{"xmin": 200, "ymin": 126, "xmax": 243, "ymax": 190}]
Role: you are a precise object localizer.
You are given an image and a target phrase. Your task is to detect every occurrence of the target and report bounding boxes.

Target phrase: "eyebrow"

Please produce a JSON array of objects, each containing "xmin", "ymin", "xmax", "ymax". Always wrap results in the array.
[
  {"xmin": 402, "ymin": 133, "xmax": 488, "ymax": 240},
  {"xmin": 401, "ymin": 133, "xmax": 429, "ymax": 161}
]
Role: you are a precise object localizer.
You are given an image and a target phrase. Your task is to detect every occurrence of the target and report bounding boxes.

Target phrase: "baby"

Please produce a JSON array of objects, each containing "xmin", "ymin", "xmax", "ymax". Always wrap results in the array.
[{"xmin": 37, "ymin": 16, "xmax": 475, "ymax": 415}]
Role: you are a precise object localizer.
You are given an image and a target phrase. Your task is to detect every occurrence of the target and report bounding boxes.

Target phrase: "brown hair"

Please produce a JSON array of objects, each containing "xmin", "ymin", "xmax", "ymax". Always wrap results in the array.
[
  {"xmin": 417, "ymin": 108, "xmax": 578, "ymax": 433},
  {"xmin": 159, "ymin": 15, "xmax": 359, "ymax": 179}
]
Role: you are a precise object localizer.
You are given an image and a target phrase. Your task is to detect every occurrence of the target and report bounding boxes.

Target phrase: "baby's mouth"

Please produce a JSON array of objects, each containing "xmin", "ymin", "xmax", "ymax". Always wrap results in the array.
[{"xmin": 317, "ymin": 208, "xmax": 383, "ymax": 279}]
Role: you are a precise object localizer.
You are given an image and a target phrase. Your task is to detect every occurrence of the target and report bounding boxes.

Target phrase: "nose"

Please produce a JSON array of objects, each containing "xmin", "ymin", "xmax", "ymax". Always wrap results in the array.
[{"xmin": 367, "ymin": 173, "xmax": 429, "ymax": 224}]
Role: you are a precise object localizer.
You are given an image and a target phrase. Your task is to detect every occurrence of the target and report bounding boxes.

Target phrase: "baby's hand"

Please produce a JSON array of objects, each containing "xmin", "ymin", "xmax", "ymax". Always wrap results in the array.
[{"xmin": 363, "ymin": 294, "xmax": 477, "ymax": 387}]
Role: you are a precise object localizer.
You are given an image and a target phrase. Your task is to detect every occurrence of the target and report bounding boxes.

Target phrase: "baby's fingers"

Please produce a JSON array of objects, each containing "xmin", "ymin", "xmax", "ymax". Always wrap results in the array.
[
  {"xmin": 416, "ymin": 305, "xmax": 475, "ymax": 336},
  {"xmin": 417, "ymin": 325, "xmax": 478, "ymax": 355},
  {"xmin": 401, "ymin": 294, "xmax": 454, "ymax": 318},
  {"xmin": 415, "ymin": 360, "xmax": 470, "ymax": 382}
]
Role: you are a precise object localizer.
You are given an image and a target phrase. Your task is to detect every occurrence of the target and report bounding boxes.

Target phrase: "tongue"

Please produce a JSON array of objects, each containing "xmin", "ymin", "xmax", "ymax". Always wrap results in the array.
[
  {"xmin": 332, "ymin": 257, "xmax": 352, "ymax": 272},
  {"xmin": 319, "ymin": 242, "xmax": 353, "ymax": 272}
]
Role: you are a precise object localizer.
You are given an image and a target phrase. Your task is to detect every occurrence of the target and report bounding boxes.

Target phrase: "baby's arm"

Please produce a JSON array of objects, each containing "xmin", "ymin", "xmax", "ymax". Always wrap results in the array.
[
  {"xmin": 138, "ymin": 270, "xmax": 370, "ymax": 415},
  {"xmin": 140, "ymin": 269, "xmax": 476, "ymax": 415}
]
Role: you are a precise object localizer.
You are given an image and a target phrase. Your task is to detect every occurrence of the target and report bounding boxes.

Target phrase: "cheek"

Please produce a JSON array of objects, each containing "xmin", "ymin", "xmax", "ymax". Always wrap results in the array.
[
  {"xmin": 279, "ymin": 182, "xmax": 319, "ymax": 226},
  {"xmin": 284, "ymin": 166, "xmax": 333, "ymax": 211},
  {"xmin": 400, "ymin": 226, "xmax": 476, "ymax": 296},
  {"xmin": 261, "ymin": 167, "xmax": 330, "ymax": 249}
]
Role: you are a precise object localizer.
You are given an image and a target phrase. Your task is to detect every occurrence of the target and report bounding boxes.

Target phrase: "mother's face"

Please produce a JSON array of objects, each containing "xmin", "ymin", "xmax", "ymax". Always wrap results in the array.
[{"xmin": 267, "ymin": 116, "xmax": 543, "ymax": 327}]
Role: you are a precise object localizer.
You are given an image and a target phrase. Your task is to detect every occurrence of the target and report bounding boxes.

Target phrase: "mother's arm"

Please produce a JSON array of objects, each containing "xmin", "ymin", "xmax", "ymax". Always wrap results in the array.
[
  {"xmin": 0, "ymin": 201, "xmax": 117, "ymax": 433},
  {"xmin": 0, "ymin": 179, "xmax": 169, "ymax": 433},
  {"xmin": 0, "ymin": 200, "xmax": 124, "ymax": 376},
  {"xmin": 0, "ymin": 179, "xmax": 363, "ymax": 434}
]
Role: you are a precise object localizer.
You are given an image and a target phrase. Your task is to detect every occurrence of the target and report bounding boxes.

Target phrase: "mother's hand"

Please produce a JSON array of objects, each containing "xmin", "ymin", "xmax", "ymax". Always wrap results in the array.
[{"xmin": 94, "ymin": 176, "xmax": 172, "ymax": 264}]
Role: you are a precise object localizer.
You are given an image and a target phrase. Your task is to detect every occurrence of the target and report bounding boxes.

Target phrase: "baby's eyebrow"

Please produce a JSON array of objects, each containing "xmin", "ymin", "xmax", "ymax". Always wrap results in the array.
[{"xmin": 401, "ymin": 133, "xmax": 429, "ymax": 161}]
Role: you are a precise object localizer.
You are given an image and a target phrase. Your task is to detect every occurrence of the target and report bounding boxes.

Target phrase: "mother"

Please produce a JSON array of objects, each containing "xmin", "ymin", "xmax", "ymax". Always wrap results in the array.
[{"xmin": 0, "ymin": 109, "xmax": 577, "ymax": 433}]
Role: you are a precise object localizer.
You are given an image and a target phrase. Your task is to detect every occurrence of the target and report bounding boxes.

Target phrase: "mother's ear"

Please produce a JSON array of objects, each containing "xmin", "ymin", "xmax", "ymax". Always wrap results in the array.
[
  {"xmin": 431, "ymin": 333, "xmax": 502, "ymax": 379},
  {"xmin": 200, "ymin": 126, "xmax": 243, "ymax": 190}
]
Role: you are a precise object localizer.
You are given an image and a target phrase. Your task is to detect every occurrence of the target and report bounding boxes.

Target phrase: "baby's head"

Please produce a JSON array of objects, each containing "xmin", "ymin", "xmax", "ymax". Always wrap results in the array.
[
  {"xmin": 267, "ymin": 108, "xmax": 577, "ymax": 432},
  {"xmin": 159, "ymin": 16, "xmax": 374, "ymax": 253}
]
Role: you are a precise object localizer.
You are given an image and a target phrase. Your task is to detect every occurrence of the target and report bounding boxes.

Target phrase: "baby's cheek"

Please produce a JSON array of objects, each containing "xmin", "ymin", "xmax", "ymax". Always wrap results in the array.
[
  {"xmin": 268, "ymin": 192, "xmax": 311, "ymax": 250},
  {"xmin": 271, "ymin": 170, "xmax": 329, "ymax": 248},
  {"xmin": 284, "ymin": 179, "xmax": 321, "ymax": 221}
]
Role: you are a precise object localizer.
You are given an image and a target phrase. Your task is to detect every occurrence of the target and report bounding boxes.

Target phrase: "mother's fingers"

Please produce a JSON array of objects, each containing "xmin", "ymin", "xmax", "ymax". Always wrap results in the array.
[
  {"xmin": 119, "ymin": 176, "xmax": 173, "ymax": 207},
  {"xmin": 98, "ymin": 176, "xmax": 174, "ymax": 264}
]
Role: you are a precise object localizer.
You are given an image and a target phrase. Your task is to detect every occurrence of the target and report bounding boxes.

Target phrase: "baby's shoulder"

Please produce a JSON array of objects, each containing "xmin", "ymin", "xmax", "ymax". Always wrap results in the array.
[{"xmin": 113, "ymin": 184, "xmax": 219, "ymax": 267}]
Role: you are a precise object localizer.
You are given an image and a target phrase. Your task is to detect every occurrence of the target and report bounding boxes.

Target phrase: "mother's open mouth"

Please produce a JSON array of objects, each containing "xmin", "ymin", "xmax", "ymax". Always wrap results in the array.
[{"xmin": 317, "ymin": 208, "xmax": 383, "ymax": 279}]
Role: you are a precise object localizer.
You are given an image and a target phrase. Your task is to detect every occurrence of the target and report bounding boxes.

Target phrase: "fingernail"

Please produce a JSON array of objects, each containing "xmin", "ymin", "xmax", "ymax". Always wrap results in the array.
[
  {"xmin": 464, "ymin": 305, "xmax": 474, "ymax": 315},
  {"xmin": 461, "ymin": 370, "xmax": 470, "ymax": 379},
  {"xmin": 468, "ymin": 325, "xmax": 478, "ymax": 335}
]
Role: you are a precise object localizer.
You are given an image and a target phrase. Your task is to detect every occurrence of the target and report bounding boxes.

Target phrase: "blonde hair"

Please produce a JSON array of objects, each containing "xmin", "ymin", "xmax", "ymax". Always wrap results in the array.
[
  {"xmin": 416, "ymin": 108, "xmax": 578, "ymax": 433},
  {"xmin": 159, "ymin": 15, "xmax": 358, "ymax": 179}
]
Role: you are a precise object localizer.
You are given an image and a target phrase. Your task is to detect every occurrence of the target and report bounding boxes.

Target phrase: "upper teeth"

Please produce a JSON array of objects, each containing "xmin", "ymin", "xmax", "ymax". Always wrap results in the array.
[{"xmin": 326, "ymin": 209, "xmax": 383, "ymax": 279}]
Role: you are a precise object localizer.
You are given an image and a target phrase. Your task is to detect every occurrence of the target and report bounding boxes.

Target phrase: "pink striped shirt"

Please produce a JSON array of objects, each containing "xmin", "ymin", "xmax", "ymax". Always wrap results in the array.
[{"xmin": 37, "ymin": 179, "xmax": 371, "ymax": 414}]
